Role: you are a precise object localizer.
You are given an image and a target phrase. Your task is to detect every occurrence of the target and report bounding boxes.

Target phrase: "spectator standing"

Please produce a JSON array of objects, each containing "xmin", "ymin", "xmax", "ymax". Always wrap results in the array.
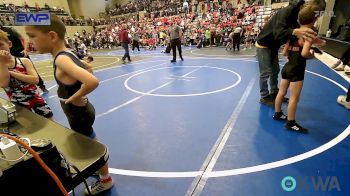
[
  {"xmin": 232, "ymin": 25, "xmax": 243, "ymax": 51},
  {"xmin": 119, "ymin": 24, "xmax": 132, "ymax": 63},
  {"xmin": 169, "ymin": 21, "xmax": 184, "ymax": 63}
]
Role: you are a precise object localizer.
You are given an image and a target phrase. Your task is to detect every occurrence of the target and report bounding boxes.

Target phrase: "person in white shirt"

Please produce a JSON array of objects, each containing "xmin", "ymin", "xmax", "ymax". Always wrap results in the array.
[
  {"xmin": 183, "ymin": 1, "xmax": 189, "ymax": 13},
  {"xmin": 232, "ymin": 26, "xmax": 243, "ymax": 51},
  {"xmin": 78, "ymin": 41, "xmax": 87, "ymax": 56}
]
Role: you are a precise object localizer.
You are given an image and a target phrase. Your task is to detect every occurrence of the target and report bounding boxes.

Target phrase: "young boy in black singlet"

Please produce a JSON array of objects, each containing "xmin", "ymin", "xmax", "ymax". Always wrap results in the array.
[
  {"xmin": 273, "ymin": 4, "xmax": 326, "ymax": 133},
  {"xmin": 25, "ymin": 14, "xmax": 113, "ymax": 195}
]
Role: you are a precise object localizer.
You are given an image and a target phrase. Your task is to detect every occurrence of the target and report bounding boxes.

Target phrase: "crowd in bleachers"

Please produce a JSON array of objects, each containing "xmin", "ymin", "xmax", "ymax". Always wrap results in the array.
[
  {"xmin": 271, "ymin": 0, "xmax": 289, "ymax": 3},
  {"xmin": 109, "ymin": 0, "xmax": 235, "ymax": 17},
  {"xmin": 108, "ymin": 0, "xmax": 149, "ymax": 16},
  {"xmin": 108, "ymin": 0, "xmax": 193, "ymax": 17},
  {"xmin": 66, "ymin": 1, "xmax": 277, "ymax": 54},
  {"xmin": 0, "ymin": 1, "xmax": 68, "ymax": 26},
  {"xmin": 59, "ymin": 16, "xmax": 108, "ymax": 26},
  {"xmin": 0, "ymin": 1, "xmax": 107, "ymax": 26}
]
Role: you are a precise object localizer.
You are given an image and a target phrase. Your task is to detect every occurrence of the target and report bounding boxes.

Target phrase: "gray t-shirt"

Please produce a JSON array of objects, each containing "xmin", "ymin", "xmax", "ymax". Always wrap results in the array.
[
  {"xmin": 169, "ymin": 25, "xmax": 180, "ymax": 40},
  {"xmin": 233, "ymin": 27, "xmax": 243, "ymax": 34},
  {"xmin": 132, "ymin": 34, "xmax": 140, "ymax": 41}
]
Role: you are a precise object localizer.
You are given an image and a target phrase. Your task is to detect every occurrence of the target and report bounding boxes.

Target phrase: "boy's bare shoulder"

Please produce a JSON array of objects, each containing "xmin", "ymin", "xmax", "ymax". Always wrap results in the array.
[
  {"xmin": 19, "ymin": 57, "xmax": 32, "ymax": 65},
  {"xmin": 55, "ymin": 54, "xmax": 74, "ymax": 64}
]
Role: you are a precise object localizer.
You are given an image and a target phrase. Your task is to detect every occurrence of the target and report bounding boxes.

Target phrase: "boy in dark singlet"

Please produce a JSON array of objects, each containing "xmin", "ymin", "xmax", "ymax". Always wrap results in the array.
[
  {"xmin": 0, "ymin": 30, "xmax": 53, "ymax": 119},
  {"xmin": 24, "ymin": 14, "xmax": 113, "ymax": 195},
  {"xmin": 273, "ymin": 5, "xmax": 325, "ymax": 133}
]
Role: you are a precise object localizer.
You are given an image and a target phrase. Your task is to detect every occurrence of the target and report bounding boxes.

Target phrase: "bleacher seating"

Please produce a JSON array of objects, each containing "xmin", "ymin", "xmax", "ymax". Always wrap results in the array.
[{"xmin": 0, "ymin": 2, "xmax": 69, "ymax": 23}]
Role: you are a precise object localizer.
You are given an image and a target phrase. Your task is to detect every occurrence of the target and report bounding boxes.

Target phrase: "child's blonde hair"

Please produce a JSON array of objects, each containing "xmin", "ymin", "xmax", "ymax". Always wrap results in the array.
[{"xmin": 0, "ymin": 30, "xmax": 9, "ymax": 42}]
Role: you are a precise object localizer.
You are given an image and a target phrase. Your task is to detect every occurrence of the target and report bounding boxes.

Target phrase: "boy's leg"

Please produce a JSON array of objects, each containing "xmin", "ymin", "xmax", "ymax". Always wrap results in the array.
[
  {"xmin": 67, "ymin": 104, "xmax": 114, "ymax": 195},
  {"xmin": 285, "ymin": 80, "xmax": 307, "ymax": 133},
  {"xmin": 274, "ymin": 79, "xmax": 289, "ymax": 113},
  {"xmin": 287, "ymin": 81, "xmax": 303, "ymax": 121},
  {"xmin": 85, "ymin": 154, "xmax": 113, "ymax": 195},
  {"xmin": 99, "ymin": 163, "xmax": 110, "ymax": 176}
]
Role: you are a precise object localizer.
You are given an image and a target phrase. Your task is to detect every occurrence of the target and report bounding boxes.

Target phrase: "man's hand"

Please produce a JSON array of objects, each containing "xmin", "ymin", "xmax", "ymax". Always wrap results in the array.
[{"xmin": 293, "ymin": 28, "xmax": 317, "ymax": 42}]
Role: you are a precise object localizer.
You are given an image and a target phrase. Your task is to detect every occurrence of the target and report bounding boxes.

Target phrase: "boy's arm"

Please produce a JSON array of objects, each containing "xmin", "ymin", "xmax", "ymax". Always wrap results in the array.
[
  {"xmin": 282, "ymin": 40, "xmax": 290, "ymax": 56},
  {"xmin": 0, "ymin": 51, "xmax": 13, "ymax": 87},
  {"xmin": 80, "ymin": 60, "xmax": 93, "ymax": 73},
  {"xmin": 301, "ymin": 39, "xmax": 314, "ymax": 59},
  {"xmin": 9, "ymin": 58, "xmax": 39, "ymax": 84},
  {"xmin": 21, "ymin": 38, "xmax": 29, "ymax": 57},
  {"xmin": 0, "ymin": 63, "xmax": 10, "ymax": 88},
  {"xmin": 55, "ymin": 55, "xmax": 99, "ymax": 104}
]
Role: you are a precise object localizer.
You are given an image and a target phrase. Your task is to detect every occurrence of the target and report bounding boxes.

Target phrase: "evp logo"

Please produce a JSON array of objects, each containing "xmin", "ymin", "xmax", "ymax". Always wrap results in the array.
[{"xmin": 15, "ymin": 13, "xmax": 50, "ymax": 25}]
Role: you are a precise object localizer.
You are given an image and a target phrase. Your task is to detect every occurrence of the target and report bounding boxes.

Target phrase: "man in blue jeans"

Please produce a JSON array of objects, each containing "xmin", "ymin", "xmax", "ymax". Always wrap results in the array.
[
  {"xmin": 256, "ymin": 0, "xmax": 325, "ymax": 107},
  {"xmin": 119, "ymin": 24, "xmax": 131, "ymax": 63}
]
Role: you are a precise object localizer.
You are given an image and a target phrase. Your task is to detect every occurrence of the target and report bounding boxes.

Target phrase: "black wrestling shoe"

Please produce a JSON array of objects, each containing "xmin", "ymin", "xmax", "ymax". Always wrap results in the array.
[
  {"xmin": 273, "ymin": 112, "xmax": 287, "ymax": 120},
  {"xmin": 285, "ymin": 120, "xmax": 308, "ymax": 133}
]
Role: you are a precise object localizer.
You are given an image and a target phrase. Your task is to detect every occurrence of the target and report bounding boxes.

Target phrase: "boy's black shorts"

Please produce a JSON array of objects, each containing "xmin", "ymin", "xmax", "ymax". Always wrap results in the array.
[
  {"xmin": 281, "ymin": 65, "xmax": 305, "ymax": 82},
  {"xmin": 60, "ymin": 101, "xmax": 96, "ymax": 138}
]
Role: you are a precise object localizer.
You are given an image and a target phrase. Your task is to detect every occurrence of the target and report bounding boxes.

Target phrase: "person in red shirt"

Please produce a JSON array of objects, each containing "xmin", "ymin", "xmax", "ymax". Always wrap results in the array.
[{"xmin": 119, "ymin": 24, "xmax": 131, "ymax": 63}]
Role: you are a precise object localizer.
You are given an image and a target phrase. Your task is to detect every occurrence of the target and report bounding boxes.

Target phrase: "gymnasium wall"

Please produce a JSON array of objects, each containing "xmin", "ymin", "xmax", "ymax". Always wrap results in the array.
[
  {"xmin": 10, "ymin": 26, "xmax": 94, "ymax": 40},
  {"xmin": 67, "ymin": 0, "xmax": 112, "ymax": 19},
  {"xmin": 9, "ymin": 0, "xmax": 70, "ymax": 13}
]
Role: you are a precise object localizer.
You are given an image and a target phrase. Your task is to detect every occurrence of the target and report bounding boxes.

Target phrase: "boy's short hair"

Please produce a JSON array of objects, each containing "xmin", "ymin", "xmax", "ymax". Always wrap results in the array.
[
  {"xmin": 0, "ymin": 29, "xmax": 9, "ymax": 42},
  {"xmin": 87, "ymin": 56, "xmax": 94, "ymax": 62},
  {"xmin": 298, "ymin": 0, "xmax": 326, "ymax": 25},
  {"xmin": 30, "ymin": 14, "xmax": 66, "ymax": 40}
]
